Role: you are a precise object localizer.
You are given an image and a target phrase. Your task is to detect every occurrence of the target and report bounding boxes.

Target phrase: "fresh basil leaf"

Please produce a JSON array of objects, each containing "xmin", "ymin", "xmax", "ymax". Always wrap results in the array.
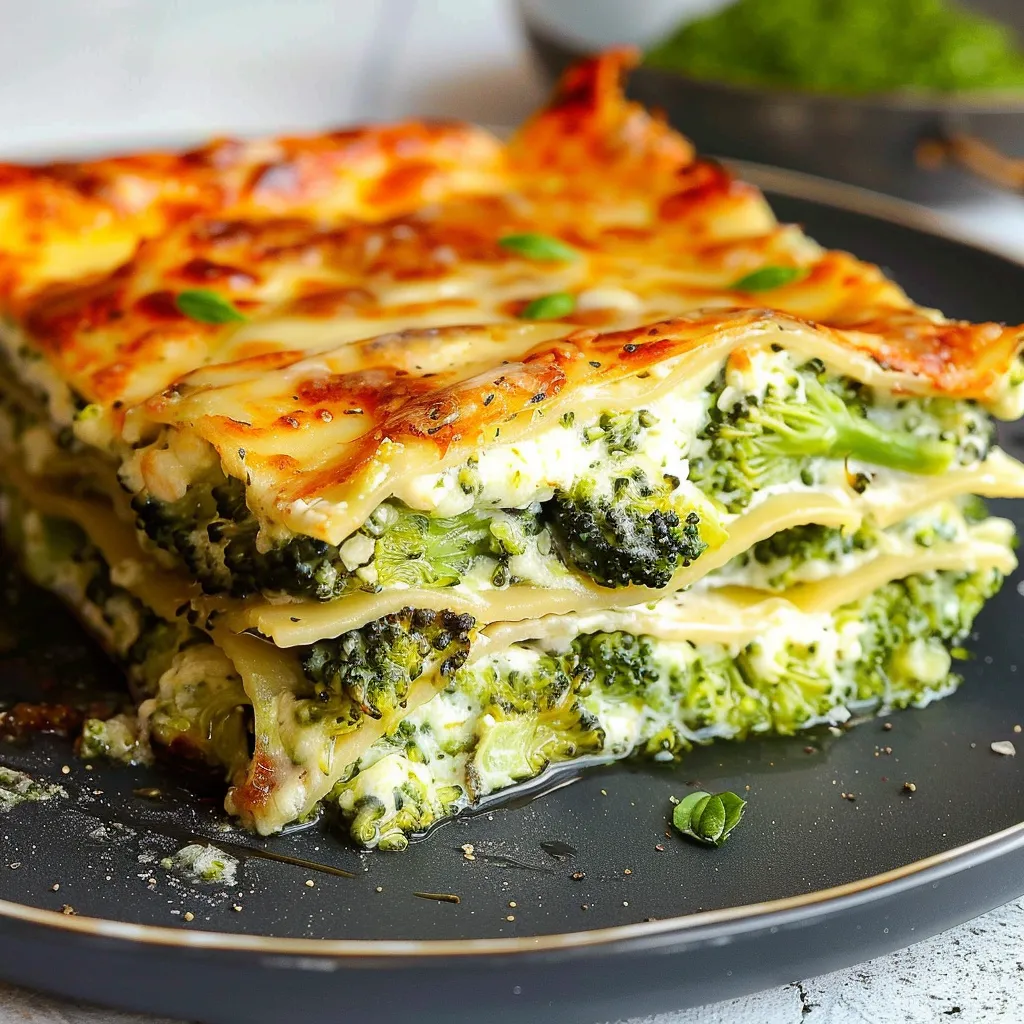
[
  {"xmin": 674, "ymin": 790, "xmax": 709, "ymax": 830},
  {"xmin": 688, "ymin": 795, "xmax": 714, "ymax": 837},
  {"xmin": 519, "ymin": 292, "xmax": 576, "ymax": 321},
  {"xmin": 695, "ymin": 794, "xmax": 727, "ymax": 842},
  {"xmin": 729, "ymin": 266, "xmax": 807, "ymax": 292},
  {"xmin": 499, "ymin": 233, "xmax": 579, "ymax": 262},
  {"xmin": 672, "ymin": 789, "xmax": 747, "ymax": 847},
  {"xmin": 175, "ymin": 289, "xmax": 247, "ymax": 325},
  {"xmin": 720, "ymin": 790, "xmax": 747, "ymax": 835}
]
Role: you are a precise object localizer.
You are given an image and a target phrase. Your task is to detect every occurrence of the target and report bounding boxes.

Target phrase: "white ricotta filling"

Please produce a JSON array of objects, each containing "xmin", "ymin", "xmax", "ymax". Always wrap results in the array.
[{"xmin": 391, "ymin": 387, "xmax": 703, "ymax": 517}]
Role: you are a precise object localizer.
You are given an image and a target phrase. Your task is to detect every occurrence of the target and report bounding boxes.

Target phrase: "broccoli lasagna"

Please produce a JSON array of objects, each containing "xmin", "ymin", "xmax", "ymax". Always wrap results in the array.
[{"xmin": 1, "ymin": 51, "xmax": 1022, "ymax": 848}]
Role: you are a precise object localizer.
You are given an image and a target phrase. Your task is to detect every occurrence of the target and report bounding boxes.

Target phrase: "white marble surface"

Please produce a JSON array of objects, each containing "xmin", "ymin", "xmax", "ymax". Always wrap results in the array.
[{"xmin": 2, "ymin": 2, "xmax": 1024, "ymax": 1021}]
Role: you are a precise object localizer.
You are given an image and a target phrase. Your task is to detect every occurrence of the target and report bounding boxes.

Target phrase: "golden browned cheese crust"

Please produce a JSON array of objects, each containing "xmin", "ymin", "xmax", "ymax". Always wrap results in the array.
[{"xmin": 1, "ymin": 50, "xmax": 1022, "ymax": 544}]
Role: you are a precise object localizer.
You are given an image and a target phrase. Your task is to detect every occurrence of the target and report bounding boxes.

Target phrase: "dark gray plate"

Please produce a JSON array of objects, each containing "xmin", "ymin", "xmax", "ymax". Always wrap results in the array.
[{"xmin": 1, "ymin": 166, "xmax": 1024, "ymax": 1024}]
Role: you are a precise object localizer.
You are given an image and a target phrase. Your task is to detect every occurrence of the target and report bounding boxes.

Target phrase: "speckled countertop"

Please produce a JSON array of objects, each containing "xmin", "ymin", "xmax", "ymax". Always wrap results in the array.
[{"xmin": 1, "ymin": 2, "xmax": 1024, "ymax": 1021}]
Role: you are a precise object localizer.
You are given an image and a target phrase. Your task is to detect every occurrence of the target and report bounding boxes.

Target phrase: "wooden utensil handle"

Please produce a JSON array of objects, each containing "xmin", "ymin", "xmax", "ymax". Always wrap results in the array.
[{"xmin": 917, "ymin": 134, "xmax": 1024, "ymax": 191}]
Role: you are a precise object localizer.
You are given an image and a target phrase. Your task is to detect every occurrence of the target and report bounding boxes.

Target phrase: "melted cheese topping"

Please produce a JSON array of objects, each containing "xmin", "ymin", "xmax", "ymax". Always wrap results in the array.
[
  {"xmin": 0, "ymin": 51, "xmax": 1021, "ymax": 548},
  {"xmin": 161, "ymin": 311, "xmax": 1022, "ymax": 546}
]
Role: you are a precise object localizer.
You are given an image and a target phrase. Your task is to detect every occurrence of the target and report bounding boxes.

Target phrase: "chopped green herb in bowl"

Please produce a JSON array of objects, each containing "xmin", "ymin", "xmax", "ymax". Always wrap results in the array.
[{"xmin": 645, "ymin": 0, "xmax": 1024, "ymax": 95}]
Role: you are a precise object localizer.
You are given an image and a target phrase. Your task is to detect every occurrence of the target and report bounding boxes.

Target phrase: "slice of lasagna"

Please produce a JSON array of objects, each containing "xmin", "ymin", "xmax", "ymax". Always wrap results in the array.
[{"xmin": 1, "ymin": 51, "xmax": 1022, "ymax": 847}]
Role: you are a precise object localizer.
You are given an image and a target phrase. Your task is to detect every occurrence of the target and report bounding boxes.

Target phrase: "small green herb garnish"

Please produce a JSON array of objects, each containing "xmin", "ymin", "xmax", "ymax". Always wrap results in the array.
[
  {"xmin": 730, "ymin": 266, "xmax": 807, "ymax": 292},
  {"xmin": 499, "ymin": 233, "xmax": 579, "ymax": 262},
  {"xmin": 74, "ymin": 404, "xmax": 103, "ymax": 422},
  {"xmin": 672, "ymin": 789, "xmax": 747, "ymax": 847},
  {"xmin": 175, "ymin": 289, "xmax": 247, "ymax": 325},
  {"xmin": 519, "ymin": 292, "xmax": 576, "ymax": 320}
]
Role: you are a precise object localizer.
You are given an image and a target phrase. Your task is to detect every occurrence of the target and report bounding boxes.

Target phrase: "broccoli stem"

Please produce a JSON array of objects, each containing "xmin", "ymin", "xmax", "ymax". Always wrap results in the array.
[
  {"xmin": 832, "ymin": 415, "xmax": 954, "ymax": 474},
  {"xmin": 756, "ymin": 379, "xmax": 956, "ymax": 475}
]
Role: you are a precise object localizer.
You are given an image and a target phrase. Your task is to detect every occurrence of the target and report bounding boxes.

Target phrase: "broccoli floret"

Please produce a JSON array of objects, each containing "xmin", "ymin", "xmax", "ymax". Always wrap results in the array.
[
  {"xmin": 743, "ymin": 374, "xmax": 955, "ymax": 471},
  {"xmin": 582, "ymin": 409, "xmax": 658, "ymax": 454},
  {"xmin": 366, "ymin": 504, "xmax": 495, "ymax": 589},
  {"xmin": 738, "ymin": 638, "xmax": 846, "ymax": 732},
  {"xmin": 570, "ymin": 633, "xmax": 771, "ymax": 746},
  {"xmin": 331, "ymin": 753, "xmax": 463, "ymax": 851},
  {"xmin": 159, "ymin": 843, "xmax": 238, "ymax": 885},
  {"xmin": 671, "ymin": 650, "xmax": 772, "ymax": 738},
  {"xmin": 486, "ymin": 508, "xmax": 542, "ymax": 558},
  {"xmin": 222, "ymin": 520, "xmax": 340, "ymax": 600},
  {"xmin": 129, "ymin": 399, "xmax": 724, "ymax": 599},
  {"xmin": 720, "ymin": 521, "xmax": 876, "ymax": 589},
  {"xmin": 315, "ymin": 559, "xmax": 1007, "ymax": 850},
  {"xmin": 125, "ymin": 617, "xmax": 208, "ymax": 698},
  {"xmin": 884, "ymin": 395, "xmax": 993, "ymax": 465},
  {"xmin": 143, "ymin": 645, "xmax": 251, "ymax": 779},
  {"xmin": 714, "ymin": 499, "xmax": 986, "ymax": 591},
  {"xmin": 458, "ymin": 648, "xmax": 605, "ymax": 798},
  {"xmin": 79, "ymin": 713, "xmax": 151, "ymax": 765},
  {"xmin": 131, "ymin": 482, "xmax": 229, "ymax": 592},
  {"xmin": 749, "ymin": 522, "xmax": 872, "ymax": 567},
  {"xmin": 569, "ymin": 631, "xmax": 700, "ymax": 756},
  {"xmin": 208, "ymin": 475, "xmax": 364, "ymax": 600},
  {"xmin": 224, "ymin": 487, "xmax": 501, "ymax": 599},
  {"xmin": 15, "ymin": 505, "xmax": 249, "ymax": 776},
  {"xmin": 300, "ymin": 608, "xmax": 476, "ymax": 720},
  {"xmin": 136, "ymin": 467, "xmax": 521, "ymax": 601},
  {"xmin": 34, "ymin": 513, "xmax": 90, "ymax": 564},
  {"xmin": 844, "ymin": 568, "xmax": 1003, "ymax": 706},
  {"xmin": 959, "ymin": 494, "xmax": 990, "ymax": 525},
  {"xmin": 468, "ymin": 702, "xmax": 605, "ymax": 799},
  {"xmin": 730, "ymin": 570, "xmax": 1003, "ymax": 727},
  {"xmin": 545, "ymin": 470, "xmax": 716, "ymax": 588},
  {"xmin": 463, "ymin": 630, "xmax": 766, "ymax": 800},
  {"xmin": 211, "ymin": 475, "xmax": 248, "ymax": 521},
  {"xmin": 690, "ymin": 364, "xmax": 959, "ymax": 512},
  {"xmin": 569, "ymin": 631, "xmax": 660, "ymax": 695}
]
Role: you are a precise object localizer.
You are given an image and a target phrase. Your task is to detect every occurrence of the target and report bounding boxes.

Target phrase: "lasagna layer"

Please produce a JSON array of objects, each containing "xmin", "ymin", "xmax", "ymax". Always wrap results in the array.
[
  {"xmin": 0, "ymin": 53, "xmax": 1022, "ymax": 627},
  {"xmin": 4, "ymin": 338, "xmax": 1024, "ymax": 645},
  {"xmin": 0, "ymin": 468, "xmax": 1014, "ymax": 835},
  {"xmin": 332, "ymin": 562, "xmax": 1006, "ymax": 850},
  {"xmin": 0, "ymin": 50, "xmax": 1022, "ymax": 842}
]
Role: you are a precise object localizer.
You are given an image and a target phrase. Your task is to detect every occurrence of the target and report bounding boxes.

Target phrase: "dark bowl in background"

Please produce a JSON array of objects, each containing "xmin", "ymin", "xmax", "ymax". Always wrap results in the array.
[{"xmin": 521, "ymin": 16, "xmax": 1024, "ymax": 204}]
